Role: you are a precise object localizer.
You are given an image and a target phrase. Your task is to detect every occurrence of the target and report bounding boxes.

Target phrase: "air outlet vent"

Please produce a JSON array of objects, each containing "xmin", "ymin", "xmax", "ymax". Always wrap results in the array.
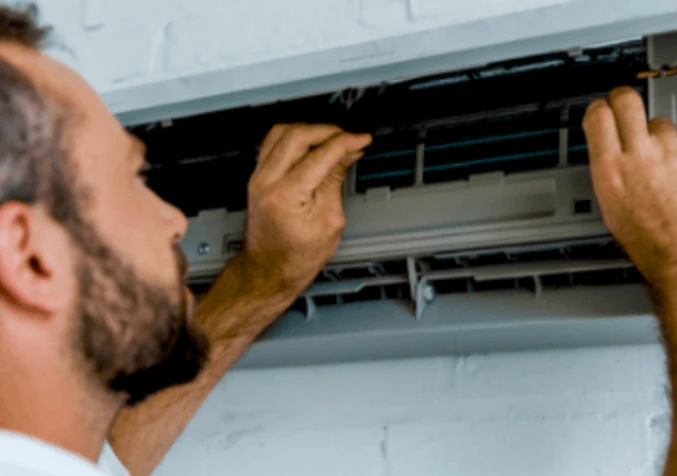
[
  {"xmin": 291, "ymin": 236, "xmax": 641, "ymax": 320},
  {"xmin": 131, "ymin": 39, "xmax": 647, "ymax": 216},
  {"xmin": 190, "ymin": 237, "xmax": 643, "ymax": 321}
]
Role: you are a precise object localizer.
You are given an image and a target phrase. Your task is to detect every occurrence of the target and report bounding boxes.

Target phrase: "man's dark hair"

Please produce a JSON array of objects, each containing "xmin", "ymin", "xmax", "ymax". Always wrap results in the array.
[
  {"xmin": 0, "ymin": 4, "xmax": 79, "ymax": 225},
  {"xmin": 0, "ymin": 4, "xmax": 50, "ymax": 48}
]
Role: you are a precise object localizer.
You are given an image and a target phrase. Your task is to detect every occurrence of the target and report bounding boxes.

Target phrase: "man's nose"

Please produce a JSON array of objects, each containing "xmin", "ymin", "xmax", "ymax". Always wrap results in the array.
[{"xmin": 162, "ymin": 200, "xmax": 188, "ymax": 242}]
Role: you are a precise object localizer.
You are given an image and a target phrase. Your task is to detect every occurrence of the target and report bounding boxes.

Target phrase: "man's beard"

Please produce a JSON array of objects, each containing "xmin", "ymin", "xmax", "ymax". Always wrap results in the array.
[{"xmin": 70, "ymin": 220, "xmax": 210, "ymax": 406}]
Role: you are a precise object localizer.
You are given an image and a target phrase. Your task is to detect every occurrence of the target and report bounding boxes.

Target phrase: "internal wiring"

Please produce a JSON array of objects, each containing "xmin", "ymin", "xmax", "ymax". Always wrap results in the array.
[{"xmin": 637, "ymin": 63, "xmax": 677, "ymax": 79}]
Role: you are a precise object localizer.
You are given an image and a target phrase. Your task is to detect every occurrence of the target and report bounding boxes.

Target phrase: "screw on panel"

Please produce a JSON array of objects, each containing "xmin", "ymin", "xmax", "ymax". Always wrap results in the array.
[{"xmin": 197, "ymin": 242, "xmax": 211, "ymax": 256}]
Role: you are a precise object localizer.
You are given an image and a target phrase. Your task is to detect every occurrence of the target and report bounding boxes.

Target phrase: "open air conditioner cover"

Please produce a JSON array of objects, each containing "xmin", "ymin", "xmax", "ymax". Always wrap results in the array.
[{"xmin": 126, "ymin": 34, "xmax": 677, "ymax": 368}]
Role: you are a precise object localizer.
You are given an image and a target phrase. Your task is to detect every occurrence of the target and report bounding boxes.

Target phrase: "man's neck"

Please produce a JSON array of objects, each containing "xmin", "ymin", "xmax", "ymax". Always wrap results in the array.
[{"xmin": 0, "ymin": 371, "xmax": 119, "ymax": 462}]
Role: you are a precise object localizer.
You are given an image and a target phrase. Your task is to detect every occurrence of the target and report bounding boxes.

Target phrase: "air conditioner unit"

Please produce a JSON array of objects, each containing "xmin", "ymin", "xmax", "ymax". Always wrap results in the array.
[{"xmin": 126, "ymin": 29, "xmax": 677, "ymax": 369}]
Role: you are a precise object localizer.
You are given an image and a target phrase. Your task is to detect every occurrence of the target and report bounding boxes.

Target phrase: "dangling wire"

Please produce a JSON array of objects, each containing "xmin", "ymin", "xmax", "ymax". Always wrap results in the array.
[{"xmin": 636, "ymin": 62, "xmax": 677, "ymax": 79}]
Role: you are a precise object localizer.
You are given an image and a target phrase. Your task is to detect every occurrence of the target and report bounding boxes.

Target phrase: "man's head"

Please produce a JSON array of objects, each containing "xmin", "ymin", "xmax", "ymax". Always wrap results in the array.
[{"xmin": 0, "ymin": 6, "xmax": 209, "ymax": 407}]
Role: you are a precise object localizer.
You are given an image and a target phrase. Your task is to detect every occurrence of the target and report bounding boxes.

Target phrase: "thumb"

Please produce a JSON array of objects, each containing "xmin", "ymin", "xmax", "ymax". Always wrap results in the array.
[
  {"xmin": 341, "ymin": 150, "xmax": 365, "ymax": 168},
  {"xmin": 320, "ymin": 151, "xmax": 364, "ymax": 195}
]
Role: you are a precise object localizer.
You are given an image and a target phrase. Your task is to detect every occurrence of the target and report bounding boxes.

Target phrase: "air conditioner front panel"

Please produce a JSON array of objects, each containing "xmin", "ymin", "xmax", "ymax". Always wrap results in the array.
[
  {"xmin": 238, "ymin": 285, "xmax": 655, "ymax": 369},
  {"xmin": 131, "ymin": 32, "xmax": 677, "ymax": 368}
]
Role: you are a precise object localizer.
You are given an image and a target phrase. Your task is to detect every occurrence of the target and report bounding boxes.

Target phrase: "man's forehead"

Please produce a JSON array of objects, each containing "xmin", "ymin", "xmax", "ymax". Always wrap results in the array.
[
  {"xmin": 0, "ymin": 42, "xmax": 117, "ymax": 127},
  {"xmin": 0, "ymin": 42, "xmax": 130, "ymax": 166}
]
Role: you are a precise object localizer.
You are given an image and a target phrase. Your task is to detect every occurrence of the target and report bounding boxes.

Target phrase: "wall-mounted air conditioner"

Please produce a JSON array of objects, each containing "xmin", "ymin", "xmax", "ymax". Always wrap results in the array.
[{"xmin": 127, "ymin": 31, "xmax": 677, "ymax": 369}]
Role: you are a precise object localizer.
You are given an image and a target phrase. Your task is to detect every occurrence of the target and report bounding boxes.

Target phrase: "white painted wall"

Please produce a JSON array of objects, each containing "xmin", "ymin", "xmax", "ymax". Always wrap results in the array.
[{"xmin": 153, "ymin": 345, "xmax": 670, "ymax": 476}]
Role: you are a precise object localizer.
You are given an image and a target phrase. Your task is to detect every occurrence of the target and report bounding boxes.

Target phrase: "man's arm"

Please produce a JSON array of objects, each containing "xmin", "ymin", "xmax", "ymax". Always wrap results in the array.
[
  {"xmin": 107, "ymin": 253, "xmax": 292, "ymax": 476},
  {"xmin": 582, "ymin": 87, "xmax": 677, "ymax": 475},
  {"xmin": 108, "ymin": 124, "xmax": 372, "ymax": 476},
  {"xmin": 650, "ymin": 286, "xmax": 677, "ymax": 474}
]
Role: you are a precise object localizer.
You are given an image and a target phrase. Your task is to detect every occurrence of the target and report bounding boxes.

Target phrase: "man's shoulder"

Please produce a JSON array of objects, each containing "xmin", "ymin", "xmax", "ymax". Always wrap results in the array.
[
  {"xmin": 98, "ymin": 442, "xmax": 130, "ymax": 476},
  {"xmin": 0, "ymin": 460, "xmax": 61, "ymax": 476},
  {"xmin": 0, "ymin": 431, "xmax": 128, "ymax": 476}
]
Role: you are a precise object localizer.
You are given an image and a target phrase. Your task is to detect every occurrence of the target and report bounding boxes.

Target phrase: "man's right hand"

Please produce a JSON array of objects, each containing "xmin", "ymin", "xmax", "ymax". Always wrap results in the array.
[
  {"xmin": 583, "ymin": 86, "xmax": 677, "ymax": 292},
  {"xmin": 241, "ymin": 124, "xmax": 372, "ymax": 297}
]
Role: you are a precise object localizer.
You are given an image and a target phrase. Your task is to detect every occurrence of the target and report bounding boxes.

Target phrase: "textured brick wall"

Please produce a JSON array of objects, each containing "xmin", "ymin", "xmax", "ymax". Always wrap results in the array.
[
  {"xmin": 35, "ymin": 0, "xmax": 677, "ymax": 120},
  {"xmin": 154, "ymin": 345, "xmax": 670, "ymax": 476}
]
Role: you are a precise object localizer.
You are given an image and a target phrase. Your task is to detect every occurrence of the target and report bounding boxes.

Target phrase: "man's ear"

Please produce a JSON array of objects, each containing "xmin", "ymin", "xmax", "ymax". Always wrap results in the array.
[{"xmin": 0, "ymin": 202, "xmax": 71, "ymax": 315}]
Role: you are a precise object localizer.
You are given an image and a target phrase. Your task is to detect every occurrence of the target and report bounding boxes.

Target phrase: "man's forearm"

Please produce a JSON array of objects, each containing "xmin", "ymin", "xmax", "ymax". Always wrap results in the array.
[
  {"xmin": 650, "ymin": 282, "xmax": 677, "ymax": 476},
  {"xmin": 108, "ymin": 253, "xmax": 298, "ymax": 476}
]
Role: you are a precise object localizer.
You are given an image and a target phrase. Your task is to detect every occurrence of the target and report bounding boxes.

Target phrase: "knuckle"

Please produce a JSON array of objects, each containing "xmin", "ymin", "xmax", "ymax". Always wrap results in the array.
[
  {"xmin": 248, "ymin": 177, "xmax": 262, "ymax": 195},
  {"xmin": 651, "ymin": 115, "xmax": 671, "ymax": 124},
  {"xmin": 261, "ymin": 185, "xmax": 286, "ymax": 210},
  {"xmin": 284, "ymin": 124, "xmax": 310, "ymax": 145},
  {"xmin": 265, "ymin": 123, "xmax": 289, "ymax": 141},
  {"xmin": 592, "ymin": 162, "xmax": 624, "ymax": 194},
  {"xmin": 326, "ymin": 211, "xmax": 347, "ymax": 231},
  {"xmin": 650, "ymin": 116, "xmax": 668, "ymax": 126},
  {"xmin": 271, "ymin": 123, "xmax": 288, "ymax": 134},
  {"xmin": 650, "ymin": 116, "xmax": 677, "ymax": 135},
  {"xmin": 595, "ymin": 152, "xmax": 615, "ymax": 164},
  {"xmin": 646, "ymin": 136, "xmax": 667, "ymax": 158},
  {"xmin": 331, "ymin": 164, "xmax": 349, "ymax": 183},
  {"xmin": 607, "ymin": 171, "xmax": 625, "ymax": 194}
]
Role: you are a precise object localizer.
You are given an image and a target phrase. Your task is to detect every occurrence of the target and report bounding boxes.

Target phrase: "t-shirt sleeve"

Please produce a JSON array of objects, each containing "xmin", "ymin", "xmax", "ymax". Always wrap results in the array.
[{"xmin": 98, "ymin": 442, "xmax": 130, "ymax": 476}]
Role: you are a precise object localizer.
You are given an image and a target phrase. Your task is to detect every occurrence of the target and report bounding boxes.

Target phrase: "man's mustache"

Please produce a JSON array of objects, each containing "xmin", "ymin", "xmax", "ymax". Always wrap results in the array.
[{"xmin": 174, "ymin": 243, "xmax": 188, "ymax": 282}]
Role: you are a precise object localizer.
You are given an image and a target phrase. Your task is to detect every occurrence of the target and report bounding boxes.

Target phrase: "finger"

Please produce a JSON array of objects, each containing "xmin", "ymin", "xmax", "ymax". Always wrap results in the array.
[
  {"xmin": 583, "ymin": 98, "xmax": 622, "ymax": 162},
  {"xmin": 317, "ymin": 151, "xmax": 365, "ymax": 196},
  {"xmin": 257, "ymin": 124, "xmax": 291, "ymax": 163},
  {"xmin": 607, "ymin": 86, "xmax": 650, "ymax": 151},
  {"xmin": 286, "ymin": 133, "xmax": 372, "ymax": 193},
  {"xmin": 256, "ymin": 124, "xmax": 345, "ymax": 186},
  {"xmin": 649, "ymin": 116, "xmax": 677, "ymax": 143}
]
